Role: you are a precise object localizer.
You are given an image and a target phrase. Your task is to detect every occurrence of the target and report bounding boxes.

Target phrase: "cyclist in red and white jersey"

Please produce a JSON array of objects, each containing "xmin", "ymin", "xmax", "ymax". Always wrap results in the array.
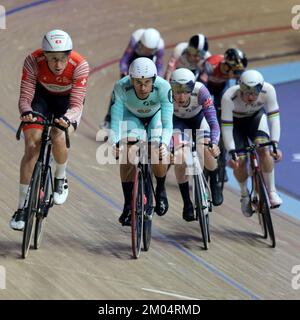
[
  {"xmin": 10, "ymin": 29, "xmax": 89, "ymax": 231},
  {"xmin": 201, "ymin": 48, "xmax": 248, "ymax": 111},
  {"xmin": 164, "ymin": 34, "xmax": 211, "ymax": 82},
  {"xmin": 221, "ymin": 70, "xmax": 282, "ymax": 217}
]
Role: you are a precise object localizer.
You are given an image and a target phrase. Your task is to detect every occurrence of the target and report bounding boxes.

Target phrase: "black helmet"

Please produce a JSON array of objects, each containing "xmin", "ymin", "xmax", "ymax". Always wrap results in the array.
[
  {"xmin": 187, "ymin": 34, "xmax": 209, "ymax": 56},
  {"xmin": 224, "ymin": 48, "xmax": 248, "ymax": 69}
]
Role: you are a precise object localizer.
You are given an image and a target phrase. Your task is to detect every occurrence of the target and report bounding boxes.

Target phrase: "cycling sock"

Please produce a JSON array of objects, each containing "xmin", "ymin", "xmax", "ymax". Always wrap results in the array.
[
  {"xmin": 55, "ymin": 161, "xmax": 67, "ymax": 179},
  {"xmin": 178, "ymin": 182, "xmax": 192, "ymax": 206},
  {"xmin": 262, "ymin": 169, "xmax": 276, "ymax": 193},
  {"xmin": 18, "ymin": 184, "xmax": 29, "ymax": 209},
  {"xmin": 238, "ymin": 180, "xmax": 248, "ymax": 196},
  {"xmin": 155, "ymin": 176, "xmax": 166, "ymax": 194},
  {"xmin": 122, "ymin": 182, "xmax": 134, "ymax": 207}
]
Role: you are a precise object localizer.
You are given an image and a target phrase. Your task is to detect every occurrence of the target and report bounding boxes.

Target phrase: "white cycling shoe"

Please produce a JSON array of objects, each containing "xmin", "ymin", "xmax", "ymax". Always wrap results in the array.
[
  {"xmin": 54, "ymin": 178, "xmax": 69, "ymax": 205},
  {"xmin": 269, "ymin": 191, "xmax": 282, "ymax": 209}
]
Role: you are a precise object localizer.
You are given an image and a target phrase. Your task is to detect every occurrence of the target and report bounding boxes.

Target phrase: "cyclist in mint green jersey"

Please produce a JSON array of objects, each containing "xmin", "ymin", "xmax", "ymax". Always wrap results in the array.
[{"xmin": 110, "ymin": 57, "xmax": 173, "ymax": 225}]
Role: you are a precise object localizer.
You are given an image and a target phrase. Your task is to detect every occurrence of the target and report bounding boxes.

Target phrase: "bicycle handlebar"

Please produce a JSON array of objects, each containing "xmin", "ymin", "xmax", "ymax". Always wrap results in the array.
[
  {"xmin": 16, "ymin": 119, "xmax": 70, "ymax": 149},
  {"xmin": 230, "ymin": 141, "xmax": 278, "ymax": 161}
]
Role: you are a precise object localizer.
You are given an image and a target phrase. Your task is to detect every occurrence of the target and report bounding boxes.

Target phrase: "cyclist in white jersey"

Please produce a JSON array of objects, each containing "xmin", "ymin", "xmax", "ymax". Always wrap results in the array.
[{"xmin": 221, "ymin": 70, "xmax": 282, "ymax": 217}]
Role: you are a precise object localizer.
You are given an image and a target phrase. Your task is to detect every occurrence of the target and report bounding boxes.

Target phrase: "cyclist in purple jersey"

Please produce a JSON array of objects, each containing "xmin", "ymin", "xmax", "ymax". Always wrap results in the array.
[
  {"xmin": 99, "ymin": 28, "xmax": 165, "ymax": 140},
  {"xmin": 170, "ymin": 68, "xmax": 222, "ymax": 221}
]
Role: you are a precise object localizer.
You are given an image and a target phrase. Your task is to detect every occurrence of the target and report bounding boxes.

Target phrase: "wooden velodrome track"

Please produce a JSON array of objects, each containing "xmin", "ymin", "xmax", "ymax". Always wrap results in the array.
[{"xmin": 0, "ymin": 0, "xmax": 300, "ymax": 300}]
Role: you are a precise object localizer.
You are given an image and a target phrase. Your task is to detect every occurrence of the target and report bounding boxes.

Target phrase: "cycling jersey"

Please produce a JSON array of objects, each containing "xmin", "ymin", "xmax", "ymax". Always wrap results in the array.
[
  {"xmin": 119, "ymin": 29, "xmax": 165, "ymax": 76},
  {"xmin": 221, "ymin": 83, "xmax": 280, "ymax": 151},
  {"xmin": 165, "ymin": 42, "xmax": 211, "ymax": 80},
  {"xmin": 110, "ymin": 76, "xmax": 173, "ymax": 145},
  {"xmin": 173, "ymin": 82, "xmax": 220, "ymax": 145},
  {"xmin": 19, "ymin": 49, "xmax": 89, "ymax": 124},
  {"xmin": 204, "ymin": 54, "xmax": 230, "ymax": 87}
]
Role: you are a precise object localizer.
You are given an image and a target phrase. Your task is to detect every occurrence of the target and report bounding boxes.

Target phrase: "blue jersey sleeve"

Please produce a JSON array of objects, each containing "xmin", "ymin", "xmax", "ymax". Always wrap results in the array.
[
  {"xmin": 110, "ymin": 81, "xmax": 126, "ymax": 144},
  {"xmin": 158, "ymin": 79, "xmax": 174, "ymax": 146}
]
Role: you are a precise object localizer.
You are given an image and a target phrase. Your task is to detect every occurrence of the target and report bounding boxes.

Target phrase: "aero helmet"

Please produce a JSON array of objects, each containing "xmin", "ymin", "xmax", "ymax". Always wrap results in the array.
[
  {"xmin": 187, "ymin": 33, "xmax": 209, "ymax": 55},
  {"xmin": 170, "ymin": 68, "xmax": 196, "ymax": 93},
  {"xmin": 224, "ymin": 48, "xmax": 247, "ymax": 69},
  {"xmin": 42, "ymin": 29, "xmax": 73, "ymax": 52},
  {"xmin": 128, "ymin": 57, "xmax": 157, "ymax": 79},
  {"xmin": 140, "ymin": 28, "xmax": 161, "ymax": 50},
  {"xmin": 239, "ymin": 69, "xmax": 264, "ymax": 95}
]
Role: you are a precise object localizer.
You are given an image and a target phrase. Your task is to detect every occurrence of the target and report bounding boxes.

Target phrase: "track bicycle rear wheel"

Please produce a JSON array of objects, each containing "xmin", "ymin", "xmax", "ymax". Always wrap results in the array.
[
  {"xmin": 194, "ymin": 174, "xmax": 209, "ymax": 250},
  {"xmin": 256, "ymin": 173, "xmax": 276, "ymax": 248},
  {"xmin": 22, "ymin": 162, "xmax": 42, "ymax": 259},
  {"xmin": 131, "ymin": 167, "xmax": 144, "ymax": 258},
  {"xmin": 34, "ymin": 168, "xmax": 52, "ymax": 250}
]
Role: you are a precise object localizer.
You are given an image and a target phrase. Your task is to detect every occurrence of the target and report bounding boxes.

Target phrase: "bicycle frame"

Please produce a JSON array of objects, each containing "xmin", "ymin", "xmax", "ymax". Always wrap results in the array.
[
  {"xmin": 130, "ymin": 140, "xmax": 155, "ymax": 258},
  {"xmin": 184, "ymin": 129, "xmax": 212, "ymax": 249},
  {"xmin": 16, "ymin": 113, "xmax": 70, "ymax": 257},
  {"xmin": 231, "ymin": 141, "xmax": 277, "ymax": 247}
]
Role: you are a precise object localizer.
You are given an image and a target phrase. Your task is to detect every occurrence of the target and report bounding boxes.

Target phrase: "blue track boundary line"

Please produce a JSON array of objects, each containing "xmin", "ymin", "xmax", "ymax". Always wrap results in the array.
[{"xmin": 5, "ymin": 0, "xmax": 55, "ymax": 16}]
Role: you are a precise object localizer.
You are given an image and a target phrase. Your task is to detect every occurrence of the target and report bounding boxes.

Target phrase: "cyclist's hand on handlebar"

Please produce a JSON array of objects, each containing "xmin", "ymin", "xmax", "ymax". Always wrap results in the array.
[
  {"xmin": 208, "ymin": 143, "xmax": 220, "ymax": 158},
  {"xmin": 112, "ymin": 143, "xmax": 120, "ymax": 159},
  {"xmin": 54, "ymin": 116, "xmax": 70, "ymax": 128},
  {"xmin": 20, "ymin": 111, "xmax": 37, "ymax": 122},
  {"xmin": 228, "ymin": 158, "xmax": 239, "ymax": 169},
  {"xmin": 271, "ymin": 148, "xmax": 282, "ymax": 162},
  {"xmin": 159, "ymin": 143, "xmax": 169, "ymax": 159},
  {"xmin": 228, "ymin": 150, "xmax": 239, "ymax": 169}
]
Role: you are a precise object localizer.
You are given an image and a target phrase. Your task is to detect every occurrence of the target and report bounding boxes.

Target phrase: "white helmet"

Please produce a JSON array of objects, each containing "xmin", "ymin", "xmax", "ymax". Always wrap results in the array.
[
  {"xmin": 129, "ymin": 57, "xmax": 157, "ymax": 79},
  {"xmin": 239, "ymin": 69, "xmax": 264, "ymax": 94},
  {"xmin": 170, "ymin": 68, "xmax": 196, "ymax": 92},
  {"xmin": 42, "ymin": 29, "xmax": 73, "ymax": 52},
  {"xmin": 140, "ymin": 28, "xmax": 161, "ymax": 50}
]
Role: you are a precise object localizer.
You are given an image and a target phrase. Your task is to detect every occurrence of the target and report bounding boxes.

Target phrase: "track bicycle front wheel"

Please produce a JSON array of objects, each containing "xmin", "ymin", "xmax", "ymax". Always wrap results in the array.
[
  {"xmin": 131, "ymin": 167, "xmax": 144, "ymax": 258},
  {"xmin": 194, "ymin": 174, "xmax": 209, "ymax": 250},
  {"xmin": 22, "ymin": 162, "xmax": 42, "ymax": 259},
  {"xmin": 256, "ymin": 173, "xmax": 276, "ymax": 248},
  {"xmin": 34, "ymin": 168, "xmax": 52, "ymax": 250}
]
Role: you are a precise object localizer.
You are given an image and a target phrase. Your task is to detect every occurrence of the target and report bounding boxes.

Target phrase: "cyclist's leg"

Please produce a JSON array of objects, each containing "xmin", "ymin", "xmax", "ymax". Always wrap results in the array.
[
  {"xmin": 232, "ymin": 117, "xmax": 253, "ymax": 216},
  {"xmin": 248, "ymin": 111, "xmax": 282, "ymax": 208},
  {"xmin": 50, "ymin": 94, "xmax": 74, "ymax": 205},
  {"xmin": 147, "ymin": 111, "xmax": 170, "ymax": 216},
  {"xmin": 11, "ymin": 84, "xmax": 50, "ymax": 230},
  {"xmin": 192, "ymin": 112, "xmax": 223, "ymax": 206},
  {"xmin": 172, "ymin": 117, "xmax": 195, "ymax": 221},
  {"xmin": 118, "ymin": 110, "xmax": 145, "ymax": 225}
]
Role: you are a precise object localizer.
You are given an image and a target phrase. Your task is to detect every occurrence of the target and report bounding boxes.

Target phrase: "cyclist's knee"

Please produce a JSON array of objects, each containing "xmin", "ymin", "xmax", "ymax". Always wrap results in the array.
[
  {"xmin": 51, "ymin": 130, "xmax": 65, "ymax": 145},
  {"xmin": 257, "ymin": 147, "xmax": 270, "ymax": 159},
  {"xmin": 24, "ymin": 140, "xmax": 40, "ymax": 159},
  {"xmin": 120, "ymin": 163, "xmax": 135, "ymax": 181}
]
